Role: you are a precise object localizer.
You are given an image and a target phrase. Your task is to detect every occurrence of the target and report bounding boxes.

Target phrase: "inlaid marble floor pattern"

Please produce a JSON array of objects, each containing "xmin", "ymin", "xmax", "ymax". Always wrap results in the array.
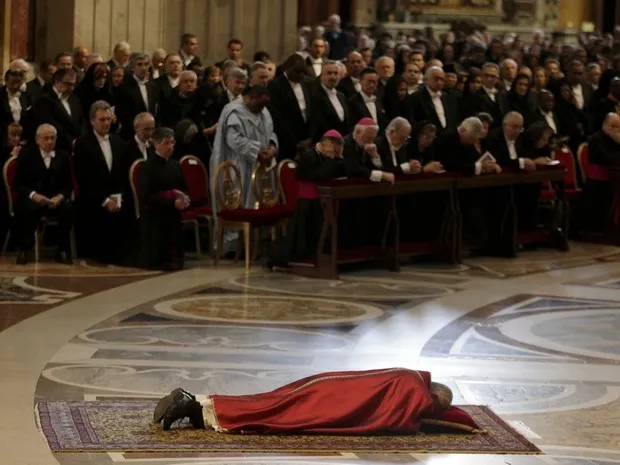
[{"xmin": 1, "ymin": 242, "xmax": 620, "ymax": 464}]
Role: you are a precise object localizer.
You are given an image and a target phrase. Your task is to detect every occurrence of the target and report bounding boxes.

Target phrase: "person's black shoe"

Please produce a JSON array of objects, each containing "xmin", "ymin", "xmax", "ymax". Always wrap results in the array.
[
  {"xmin": 15, "ymin": 250, "xmax": 31, "ymax": 265},
  {"xmin": 153, "ymin": 388, "xmax": 196, "ymax": 423},
  {"xmin": 162, "ymin": 391, "xmax": 195, "ymax": 430},
  {"xmin": 55, "ymin": 251, "xmax": 73, "ymax": 265},
  {"xmin": 187, "ymin": 399, "xmax": 205, "ymax": 429}
]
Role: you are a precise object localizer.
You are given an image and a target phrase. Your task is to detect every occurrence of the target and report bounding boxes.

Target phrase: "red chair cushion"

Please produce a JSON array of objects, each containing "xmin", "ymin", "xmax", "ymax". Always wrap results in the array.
[
  {"xmin": 279, "ymin": 162, "xmax": 299, "ymax": 207},
  {"xmin": 421, "ymin": 406, "xmax": 482, "ymax": 433},
  {"xmin": 219, "ymin": 205, "xmax": 293, "ymax": 224},
  {"xmin": 181, "ymin": 158, "xmax": 209, "ymax": 204},
  {"xmin": 4, "ymin": 157, "xmax": 18, "ymax": 206},
  {"xmin": 539, "ymin": 189, "xmax": 556, "ymax": 201},
  {"xmin": 554, "ymin": 149, "xmax": 578, "ymax": 190}
]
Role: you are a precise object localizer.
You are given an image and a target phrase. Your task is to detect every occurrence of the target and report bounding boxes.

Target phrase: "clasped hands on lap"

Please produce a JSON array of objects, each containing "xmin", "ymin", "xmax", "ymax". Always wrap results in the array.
[{"xmin": 31, "ymin": 193, "xmax": 64, "ymax": 209}]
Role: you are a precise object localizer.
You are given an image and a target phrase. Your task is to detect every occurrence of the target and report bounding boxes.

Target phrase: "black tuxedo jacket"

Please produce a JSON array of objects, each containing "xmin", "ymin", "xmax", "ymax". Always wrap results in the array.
[
  {"xmin": 342, "ymin": 134, "xmax": 379, "ymax": 179},
  {"xmin": 309, "ymin": 84, "xmax": 350, "ymax": 142},
  {"xmin": 73, "ymin": 131, "xmax": 127, "ymax": 207},
  {"xmin": 26, "ymin": 79, "xmax": 49, "ymax": 103},
  {"xmin": 124, "ymin": 137, "xmax": 155, "ymax": 166},
  {"xmin": 377, "ymin": 135, "xmax": 409, "ymax": 174},
  {"xmin": 533, "ymin": 109, "xmax": 562, "ymax": 134},
  {"xmin": 116, "ymin": 76, "xmax": 159, "ymax": 139},
  {"xmin": 0, "ymin": 85, "xmax": 34, "ymax": 145},
  {"xmin": 336, "ymin": 76, "xmax": 359, "ymax": 99},
  {"xmin": 154, "ymin": 75, "xmax": 177, "ymax": 101},
  {"xmin": 305, "ymin": 57, "xmax": 323, "ymax": 79},
  {"xmin": 472, "ymin": 88, "xmax": 505, "ymax": 129},
  {"xmin": 181, "ymin": 52, "xmax": 203, "ymax": 70},
  {"xmin": 267, "ymin": 74, "xmax": 312, "ymax": 159},
  {"xmin": 487, "ymin": 128, "xmax": 526, "ymax": 169},
  {"xmin": 435, "ymin": 128, "xmax": 481, "ymax": 176},
  {"xmin": 409, "ymin": 86, "xmax": 457, "ymax": 131},
  {"xmin": 33, "ymin": 88, "xmax": 83, "ymax": 151},
  {"xmin": 158, "ymin": 89, "xmax": 200, "ymax": 129},
  {"xmin": 14, "ymin": 146, "xmax": 73, "ymax": 201},
  {"xmin": 348, "ymin": 92, "xmax": 387, "ymax": 132}
]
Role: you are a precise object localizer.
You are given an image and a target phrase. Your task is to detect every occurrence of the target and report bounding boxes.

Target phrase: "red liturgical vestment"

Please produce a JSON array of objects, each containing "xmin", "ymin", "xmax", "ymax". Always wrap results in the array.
[{"xmin": 203, "ymin": 368, "xmax": 435, "ymax": 434}]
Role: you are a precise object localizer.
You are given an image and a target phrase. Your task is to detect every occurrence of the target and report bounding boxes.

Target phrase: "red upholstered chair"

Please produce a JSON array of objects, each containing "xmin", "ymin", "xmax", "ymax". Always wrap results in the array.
[
  {"xmin": 2, "ymin": 156, "xmax": 76, "ymax": 260},
  {"xmin": 214, "ymin": 161, "xmax": 294, "ymax": 270},
  {"xmin": 553, "ymin": 146, "xmax": 581, "ymax": 199},
  {"xmin": 130, "ymin": 158, "xmax": 202, "ymax": 258},
  {"xmin": 539, "ymin": 151, "xmax": 557, "ymax": 203},
  {"xmin": 578, "ymin": 143, "xmax": 611, "ymax": 182},
  {"xmin": 180, "ymin": 155, "xmax": 214, "ymax": 257}
]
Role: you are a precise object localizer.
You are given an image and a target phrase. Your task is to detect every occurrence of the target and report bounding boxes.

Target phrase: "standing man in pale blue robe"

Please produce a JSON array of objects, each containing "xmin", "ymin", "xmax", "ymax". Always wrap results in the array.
[{"xmin": 210, "ymin": 85, "xmax": 278, "ymax": 252}]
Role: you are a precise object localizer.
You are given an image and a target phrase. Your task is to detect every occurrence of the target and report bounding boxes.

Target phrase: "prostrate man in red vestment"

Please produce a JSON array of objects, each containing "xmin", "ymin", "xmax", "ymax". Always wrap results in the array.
[{"xmin": 153, "ymin": 368, "xmax": 453, "ymax": 434}]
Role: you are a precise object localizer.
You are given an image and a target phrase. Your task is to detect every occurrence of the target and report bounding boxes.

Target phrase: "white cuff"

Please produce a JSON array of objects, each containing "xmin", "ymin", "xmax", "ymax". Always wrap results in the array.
[
  {"xmin": 102, "ymin": 197, "xmax": 111, "ymax": 207},
  {"xmin": 474, "ymin": 161, "xmax": 482, "ymax": 175},
  {"xmin": 371, "ymin": 157, "xmax": 382, "ymax": 168},
  {"xmin": 518, "ymin": 158, "xmax": 525, "ymax": 169},
  {"xmin": 400, "ymin": 162, "xmax": 411, "ymax": 173},
  {"xmin": 29, "ymin": 191, "xmax": 36, "ymax": 199},
  {"xmin": 370, "ymin": 170, "xmax": 382, "ymax": 182}
]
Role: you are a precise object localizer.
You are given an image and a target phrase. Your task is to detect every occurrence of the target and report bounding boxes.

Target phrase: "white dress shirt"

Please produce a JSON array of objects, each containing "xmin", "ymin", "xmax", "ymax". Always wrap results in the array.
[
  {"xmin": 428, "ymin": 88, "xmax": 447, "ymax": 128},
  {"xmin": 484, "ymin": 86, "xmax": 497, "ymax": 102},
  {"xmin": 542, "ymin": 110, "xmax": 557, "ymax": 133},
  {"xmin": 8, "ymin": 91, "xmax": 22, "ymax": 123},
  {"xmin": 95, "ymin": 131, "xmax": 113, "ymax": 171},
  {"xmin": 351, "ymin": 77, "xmax": 361, "ymax": 94},
  {"xmin": 362, "ymin": 92, "xmax": 378, "ymax": 122},
  {"xmin": 286, "ymin": 73, "xmax": 307, "ymax": 121},
  {"xmin": 53, "ymin": 87, "xmax": 72, "ymax": 116},
  {"xmin": 29, "ymin": 150, "xmax": 56, "ymax": 199},
  {"xmin": 135, "ymin": 135, "xmax": 149, "ymax": 160},
  {"xmin": 572, "ymin": 83, "xmax": 584, "ymax": 110},
  {"xmin": 503, "ymin": 79, "xmax": 512, "ymax": 92},
  {"xmin": 168, "ymin": 75, "xmax": 180, "ymax": 88},
  {"xmin": 505, "ymin": 135, "xmax": 525, "ymax": 169},
  {"xmin": 391, "ymin": 144, "xmax": 411, "ymax": 173},
  {"xmin": 322, "ymin": 85, "xmax": 345, "ymax": 122},
  {"xmin": 310, "ymin": 57, "xmax": 323, "ymax": 77},
  {"xmin": 134, "ymin": 75, "xmax": 150, "ymax": 110}
]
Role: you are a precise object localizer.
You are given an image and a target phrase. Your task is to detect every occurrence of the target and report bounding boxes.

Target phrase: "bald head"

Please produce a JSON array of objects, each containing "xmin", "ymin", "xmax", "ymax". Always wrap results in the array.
[
  {"xmin": 501, "ymin": 58, "xmax": 518, "ymax": 82},
  {"xmin": 346, "ymin": 51, "xmax": 365, "ymax": 78},
  {"xmin": 430, "ymin": 382, "xmax": 453, "ymax": 410},
  {"xmin": 425, "ymin": 66, "xmax": 445, "ymax": 92}
]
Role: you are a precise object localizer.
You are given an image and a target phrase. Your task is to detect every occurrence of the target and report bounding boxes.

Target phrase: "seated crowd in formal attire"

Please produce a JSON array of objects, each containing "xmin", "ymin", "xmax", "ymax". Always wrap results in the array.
[{"xmin": 2, "ymin": 18, "xmax": 620, "ymax": 269}]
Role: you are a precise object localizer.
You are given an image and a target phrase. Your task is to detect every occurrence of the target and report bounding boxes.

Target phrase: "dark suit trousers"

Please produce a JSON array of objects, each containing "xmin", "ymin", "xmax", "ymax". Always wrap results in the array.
[
  {"xmin": 76, "ymin": 202, "xmax": 128, "ymax": 263},
  {"xmin": 16, "ymin": 199, "xmax": 73, "ymax": 252}
]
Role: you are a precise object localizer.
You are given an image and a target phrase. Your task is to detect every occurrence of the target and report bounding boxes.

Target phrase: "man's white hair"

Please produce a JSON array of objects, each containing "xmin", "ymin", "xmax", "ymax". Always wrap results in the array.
[
  {"xmin": 226, "ymin": 67, "xmax": 248, "ymax": 81},
  {"xmin": 152, "ymin": 48, "xmax": 166, "ymax": 59},
  {"xmin": 375, "ymin": 56, "xmax": 394, "ymax": 67},
  {"xmin": 503, "ymin": 111, "xmax": 523, "ymax": 125},
  {"xmin": 36, "ymin": 123, "xmax": 57, "ymax": 137},
  {"xmin": 386, "ymin": 117, "xmax": 411, "ymax": 134},
  {"xmin": 424, "ymin": 66, "xmax": 444, "ymax": 81},
  {"xmin": 133, "ymin": 112, "xmax": 154, "ymax": 130},
  {"xmin": 458, "ymin": 117, "xmax": 484, "ymax": 136},
  {"xmin": 10, "ymin": 58, "xmax": 30, "ymax": 73},
  {"xmin": 180, "ymin": 70, "xmax": 197, "ymax": 81},
  {"xmin": 501, "ymin": 58, "xmax": 517, "ymax": 68}
]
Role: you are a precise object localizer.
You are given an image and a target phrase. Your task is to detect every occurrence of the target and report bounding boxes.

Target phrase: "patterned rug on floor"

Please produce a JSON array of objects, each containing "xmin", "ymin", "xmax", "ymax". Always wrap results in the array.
[{"xmin": 36, "ymin": 401, "xmax": 540, "ymax": 454}]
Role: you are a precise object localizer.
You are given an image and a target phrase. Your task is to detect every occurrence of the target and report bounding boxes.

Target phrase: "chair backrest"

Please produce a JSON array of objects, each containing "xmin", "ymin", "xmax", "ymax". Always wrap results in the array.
[
  {"xmin": 277, "ymin": 159, "xmax": 298, "ymax": 208},
  {"xmin": 180, "ymin": 155, "xmax": 209, "ymax": 205},
  {"xmin": 577, "ymin": 143, "xmax": 610, "ymax": 182},
  {"xmin": 251, "ymin": 162, "xmax": 280, "ymax": 209},
  {"xmin": 70, "ymin": 154, "xmax": 79, "ymax": 200},
  {"xmin": 2, "ymin": 156, "xmax": 18, "ymax": 217},
  {"xmin": 553, "ymin": 147, "xmax": 579, "ymax": 190},
  {"xmin": 128, "ymin": 159, "xmax": 145, "ymax": 219},
  {"xmin": 214, "ymin": 161, "xmax": 243, "ymax": 211}
]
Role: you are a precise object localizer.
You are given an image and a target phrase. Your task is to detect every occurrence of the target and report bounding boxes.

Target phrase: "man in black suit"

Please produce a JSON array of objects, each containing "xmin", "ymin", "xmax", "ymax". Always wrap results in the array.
[
  {"xmin": 374, "ymin": 56, "xmax": 395, "ymax": 100},
  {"xmin": 106, "ymin": 41, "xmax": 131, "ymax": 71},
  {"xmin": 377, "ymin": 117, "xmax": 418, "ymax": 174},
  {"xmin": 409, "ymin": 66, "xmax": 457, "ymax": 133},
  {"xmin": 33, "ymin": 68, "xmax": 83, "ymax": 152},
  {"xmin": 179, "ymin": 33, "xmax": 202, "ymax": 70},
  {"xmin": 154, "ymin": 54, "xmax": 183, "ymax": 102},
  {"xmin": 0, "ymin": 69, "xmax": 34, "ymax": 147},
  {"xmin": 591, "ymin": 78, "xmax": 620, "ymax": 133},
  {"xmin": 216, "ymin": 39, "xmax": 251, "ymax": 74},
  {"xmin": 306, "ymin": 38, "xmax": 327, "ymax": 78},
  {"xmin": 310, "ymin": 61, "xmax": 350, "ymax": 142},
  {"xmin": 26, "ymin": 60, "xmax": 57, "ymax": 103},
  {"xmin": 116, "ymin": 53, "xmax": 158, "ymax": 140},
  {"xmin": 268, "ymin": 54, "xmax": 312, "ymax": 160},
  {"xmin": 472, "ymin": 63, "xmax": 504, "ymax": 129},
  {"xmin": 13, "ymin": 124, "xmax": 73, "ymax": 264},
  {"xmin": 125, "ymin": 112, "xmax": 156, "ymax": 164},
  {"xmin": 348, "ymin": 68, "xmax": 387, "ymax": 132},
  {"xmin": 73, "ymin": 100, "xmax": 128, "ymax": 263},
  {"xmin": 567, "ymin": 60, "xmax": 594, "ymax": 114},
  {"xmin": 72, "ymin": 46, "xmax": 89, "ymax": 82},
  {"xmin": 534, "ymin": 90, "xmax": 561, "ymax": 136},
  {"xmin": 158, "ymin": 70, "xmax": 200, "ymax": 129},
  {"xmin": 323, "ymin": 14, "xmax": 352, "ymax": 60},
  {"xmin": 337, "ymin": 50, "xmax": 365, "ymax": 99}
]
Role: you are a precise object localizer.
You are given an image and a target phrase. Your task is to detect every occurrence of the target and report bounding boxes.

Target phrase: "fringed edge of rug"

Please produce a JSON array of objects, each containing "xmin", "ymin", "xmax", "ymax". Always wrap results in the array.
[{"xmin": 51, "ymin": 448, "xmax": 543, "ymax": 454}]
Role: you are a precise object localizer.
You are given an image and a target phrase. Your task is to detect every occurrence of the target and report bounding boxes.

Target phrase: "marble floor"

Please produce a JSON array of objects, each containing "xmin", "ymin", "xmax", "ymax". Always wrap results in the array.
[{"xmin": 2, "ymin": 242, "xmax": 620, "ymax": 465}]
